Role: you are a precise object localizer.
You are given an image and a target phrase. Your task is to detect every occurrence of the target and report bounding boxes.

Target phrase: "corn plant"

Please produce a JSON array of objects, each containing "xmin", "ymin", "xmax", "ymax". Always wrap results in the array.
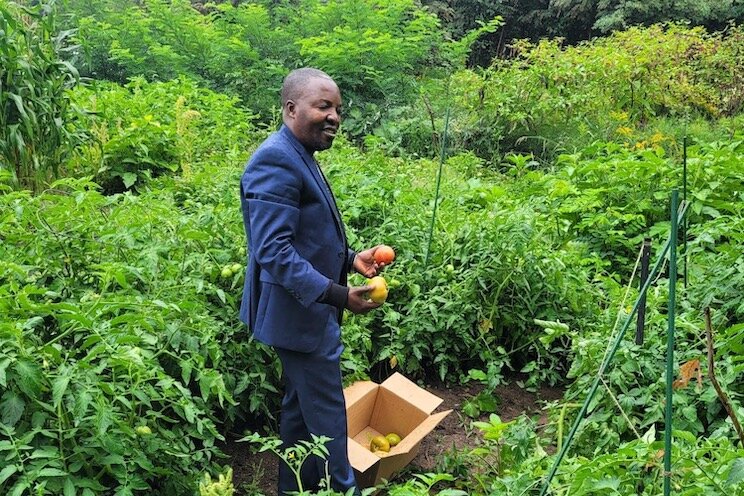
[{"xmin": 0, "ymin": 0, "xmax": 83, "ymax": 191}]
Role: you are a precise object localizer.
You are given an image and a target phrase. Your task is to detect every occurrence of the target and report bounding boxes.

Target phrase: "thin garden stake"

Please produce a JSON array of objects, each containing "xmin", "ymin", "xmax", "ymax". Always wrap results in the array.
[
  {"xmin": 664, "ymin": 189, "xmax": 679, "ymax": 496},
  {"xmin": 635, "ymin": 238, "xmax": 652, "ymax": 345},
  {"xmin": 683, "ymin": 136, "xmax": 688, "ymax": 288},
  {"xmin": 538, "ymin": 195, "xmax": 689, "ymax": 496},
  {"xmin": 424, "ymin": 107, "xmax": 451, "ymax": 266}
]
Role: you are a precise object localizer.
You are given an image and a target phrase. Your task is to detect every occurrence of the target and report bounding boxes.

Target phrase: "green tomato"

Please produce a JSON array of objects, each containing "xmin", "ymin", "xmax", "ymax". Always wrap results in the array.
[
  {"xmin": 220, "ymin": 267, "xmax": 233, "ymax": 279},
  {"xmin": 231, "ymin": 263, "xmax": 242, "ymax": 273},
  {"xmin": 135, "ymin": 425, "xmax": 152, "ymax": 436}
]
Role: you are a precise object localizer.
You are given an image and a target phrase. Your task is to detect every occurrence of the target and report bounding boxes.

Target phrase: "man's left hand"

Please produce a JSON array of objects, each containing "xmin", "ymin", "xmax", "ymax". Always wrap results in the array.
[{"xmin": 353, "ymin": 245, "xmax": 387, "ymax": 277}]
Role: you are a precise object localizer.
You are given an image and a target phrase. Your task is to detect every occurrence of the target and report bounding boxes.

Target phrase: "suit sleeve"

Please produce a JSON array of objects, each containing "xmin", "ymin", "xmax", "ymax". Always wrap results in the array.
[
  {"xmin": 243, "ymin": 147, "xmax": 331, "ymax": 307},
  {"xmin": 346, "ymin": 248, "xmax": 356, "ymax": 274}
]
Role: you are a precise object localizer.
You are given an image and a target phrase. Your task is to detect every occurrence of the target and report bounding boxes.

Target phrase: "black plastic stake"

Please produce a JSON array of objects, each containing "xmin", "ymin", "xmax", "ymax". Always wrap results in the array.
[{"xmin": 635, "ymin": 238, "xmax": 652, "ymax": 345}]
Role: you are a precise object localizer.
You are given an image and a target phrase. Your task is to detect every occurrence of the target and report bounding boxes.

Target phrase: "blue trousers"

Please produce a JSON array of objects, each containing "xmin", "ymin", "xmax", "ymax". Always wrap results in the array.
[{"xmin": 274, "ymin": 330, "xmax": 358, "ymax": 495}]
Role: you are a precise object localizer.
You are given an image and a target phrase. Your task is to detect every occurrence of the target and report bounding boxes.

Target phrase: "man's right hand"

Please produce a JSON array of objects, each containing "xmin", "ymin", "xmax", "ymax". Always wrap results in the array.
[{"xmin": 346, "ymin": 285, "xmax": 382, "ymax": 314}]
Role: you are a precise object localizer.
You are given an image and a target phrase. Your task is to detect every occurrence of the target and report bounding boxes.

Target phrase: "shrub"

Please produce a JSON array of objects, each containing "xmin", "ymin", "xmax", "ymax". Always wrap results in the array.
[{"xmin": 66, "ymin": 77, "xmax": 256, "ymax": 193}]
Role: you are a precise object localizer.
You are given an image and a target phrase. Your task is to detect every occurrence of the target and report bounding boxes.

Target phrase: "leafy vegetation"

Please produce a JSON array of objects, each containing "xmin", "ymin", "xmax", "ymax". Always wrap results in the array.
[
  {"xmin": 0, "ymin": 0, "xmax": 742, "ymax": 494},
  {"xmin": 0, "ymin": 1, "xmax": 83, "ymax": 191},
  {"xmin": 431, "ymin": 24, "xmax": 744, "ymax": 162},
  {"xmin": 66, "ymin": 77, "xmax": 256, "ymax": 192},
  {"xmin": 422, "ymin": 0, "xmax": 744, "ymax": 64}
]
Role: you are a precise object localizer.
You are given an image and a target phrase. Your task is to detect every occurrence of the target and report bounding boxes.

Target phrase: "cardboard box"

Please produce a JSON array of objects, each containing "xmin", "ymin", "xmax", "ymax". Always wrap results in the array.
[{"xmin": 344, "ymin": 372, "xmax": 452, "ymax": 488}]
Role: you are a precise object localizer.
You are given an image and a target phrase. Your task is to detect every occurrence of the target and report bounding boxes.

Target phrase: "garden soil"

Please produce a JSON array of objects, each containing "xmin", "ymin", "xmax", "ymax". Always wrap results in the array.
[{"xmin": 222, "ymin": 377, "xmax": 564, "ymax": 495}]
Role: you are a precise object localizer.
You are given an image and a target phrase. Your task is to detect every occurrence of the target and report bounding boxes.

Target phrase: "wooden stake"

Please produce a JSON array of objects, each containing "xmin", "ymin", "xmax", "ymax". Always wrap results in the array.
[{"xmin": 704, "ymin": 307, "xmax": 744, "ymax": 447}]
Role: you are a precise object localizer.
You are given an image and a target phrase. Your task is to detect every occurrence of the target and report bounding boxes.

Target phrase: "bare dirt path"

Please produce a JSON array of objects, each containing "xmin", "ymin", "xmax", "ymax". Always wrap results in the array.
[{"xmin": 223, "ymin": 377, "xmax": 564, "ymax": 495}]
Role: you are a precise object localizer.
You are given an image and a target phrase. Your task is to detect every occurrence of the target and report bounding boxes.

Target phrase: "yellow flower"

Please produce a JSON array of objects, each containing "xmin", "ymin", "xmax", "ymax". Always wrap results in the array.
[
  {"xmin": 617, "ymin": 126, "xmax": 633, "ymax": 137},
  {"xmin": 649, "ymin": 132, "xmax": 665, "ymax": 145}
]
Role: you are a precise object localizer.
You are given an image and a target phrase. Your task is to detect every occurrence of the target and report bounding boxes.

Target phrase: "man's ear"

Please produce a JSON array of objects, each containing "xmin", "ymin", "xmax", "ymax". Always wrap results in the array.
[{"xmin": 284, "ymin": 100, "xmax": 296, "ymax": 119}]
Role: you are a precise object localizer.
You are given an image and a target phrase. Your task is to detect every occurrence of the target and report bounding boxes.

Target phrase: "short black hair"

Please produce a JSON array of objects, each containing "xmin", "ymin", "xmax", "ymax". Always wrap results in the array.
[{"xmin": 281, "ymin": 68, "xmax": 334, "ymax": 106}]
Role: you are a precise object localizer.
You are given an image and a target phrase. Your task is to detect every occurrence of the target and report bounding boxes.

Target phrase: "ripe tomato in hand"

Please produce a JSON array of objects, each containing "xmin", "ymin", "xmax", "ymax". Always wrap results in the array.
[
  {"xmin": 374, "ymin": 245, "xmax": 395, "ymax": 265},
  {"xmin": 366, "ymin": 276, "xmax": 389, "ymax": 303}
]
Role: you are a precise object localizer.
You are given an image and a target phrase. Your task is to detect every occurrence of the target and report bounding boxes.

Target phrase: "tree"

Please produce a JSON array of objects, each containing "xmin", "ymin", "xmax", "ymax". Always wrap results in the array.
[
  {"xmin": 590, "ymin": 0, "xmax": 744, "ymax": 33},
  {"xmin": 423, "ymin": 0, "xmax": 744, "ymax": 66}
]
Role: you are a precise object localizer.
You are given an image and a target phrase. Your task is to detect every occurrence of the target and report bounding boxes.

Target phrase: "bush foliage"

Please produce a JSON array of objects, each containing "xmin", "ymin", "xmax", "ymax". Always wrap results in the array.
[{"xmin": 0, "ymin": 1, "xmax": 742, "ymax": 494}]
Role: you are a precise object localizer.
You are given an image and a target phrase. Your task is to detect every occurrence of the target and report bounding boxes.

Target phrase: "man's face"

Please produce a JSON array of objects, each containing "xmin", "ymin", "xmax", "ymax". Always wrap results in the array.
[{"xmin": 285, "ymin": 77, "xmax": 342, "ymax": 152}]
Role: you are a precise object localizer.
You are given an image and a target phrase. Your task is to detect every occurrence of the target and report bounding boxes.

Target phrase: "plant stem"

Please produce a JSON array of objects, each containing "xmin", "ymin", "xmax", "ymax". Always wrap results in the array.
[{"xmin": 704, "ymin": 307, "xmax": 744, "ymax": 447}]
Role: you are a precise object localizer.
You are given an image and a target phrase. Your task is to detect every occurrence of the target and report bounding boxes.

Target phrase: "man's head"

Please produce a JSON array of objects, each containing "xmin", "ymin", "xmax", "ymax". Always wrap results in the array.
[{"xmin": 281, "ymin": 68, "xmax": 342, "ymax": 152}]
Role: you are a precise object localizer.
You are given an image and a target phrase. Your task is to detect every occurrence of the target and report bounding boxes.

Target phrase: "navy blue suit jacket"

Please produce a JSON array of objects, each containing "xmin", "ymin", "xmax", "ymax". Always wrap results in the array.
[{"xmin": 239, "ymin": 125, "xmax": 354, "ymax": 353}]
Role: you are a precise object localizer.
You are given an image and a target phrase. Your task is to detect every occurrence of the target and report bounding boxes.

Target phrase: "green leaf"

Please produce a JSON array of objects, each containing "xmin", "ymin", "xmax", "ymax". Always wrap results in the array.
[
  {"xmin": 216, "ymin": 288, "xmax": 226, "ymax": 304},
  {"xmin": 22, "ymin": 316, "xmax": 44, "ymax": 330},
  {"xmin": 0, "ymin": 391, "xmax": 25, "ymax": 427},
  {"xmin": 94, "ymin": 405, "xmax": 114, "ymax": 436},
  {"xmin": 521, "ymin": 361, "xmax": 537, "ymax": 373},
  {"xmin": 183, "ymin": 402, "xmax": 196, "ymax": 423},
  {"xmin": 8, "ymin": 479, "xmax": 29, "ymax": 496},
  {"xmin": 100, "ymin": 454, "xmax": 125, "ymax": 465},
  {"xmin": 52, "ymin": 374, "xmax": 71, "ymax": 409},
  {"xmin": 588, "ymin": 476, "xmax": 621, "ymax": 490},
  {"xmin": 73, "ymin": 390, "xmax": 92, "ymax": 419},
  {"xmin": 534, "ymin": 318, "xmax": 570, "ymax": 332},
  {"xmin": 28, "ymin": 448, "xmax": 60, "ymax": 460},
  {"xmin": 8, "ymin": 93, "xmax": 28, "ymax": 120},
  {"xmin": 674, "ymin": 430, "xmax": 697, "ymax": 444},
  {"xmin": 641, "ymin": 425, "xmax": 656, "ymax": 443},
  {"xmin": 467, "ymin": 369, "xmax": 487, "ymax": 381},
  {"xmin": 199, "ymin": 371, "xmax": 215, "ymax": 401},
  {"xmin": 0, "ymin": 465, "xmax": 18, "ymax": 486},
  {"xmin": 476, "ymin": 392, "xmax": 498, "ymax": 413},
  {"xmin": 462, "ymin": 399, "xmax": 480, "ymax": 418},
  {"xmin": 63, "ymin": 478, "xmax": 75, "ymax": 496},
  {"xmin": 13, "ymin": 359, "xmax": 43, "ymax": 397},
  {"xmin": 181, "ymin": 362, "xmax": 192, "ymax": 385},
  {"xmin": 728, "ymin": 458, "xmax": 744, "ymax": 486},
  {"xmin": 0, "ymin": 358, "xmax": 10, "ymax": 388},
  {"xmin": 121, "ymin": 172, "xmax": 137, "ymax": 188},
  {"xmin": 37, "ymin": 468, "xmax": 68, "ymax": 477}
]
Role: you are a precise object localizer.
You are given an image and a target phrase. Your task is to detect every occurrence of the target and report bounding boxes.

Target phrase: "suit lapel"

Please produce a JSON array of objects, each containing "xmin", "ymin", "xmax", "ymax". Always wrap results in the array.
[
  {"xmin": 310, "ymin": 159, "xmax": 347, "ymax": 247},
  {"xmin": 280, "ymin": 126, "xmax": 346, "ymax": 243}
]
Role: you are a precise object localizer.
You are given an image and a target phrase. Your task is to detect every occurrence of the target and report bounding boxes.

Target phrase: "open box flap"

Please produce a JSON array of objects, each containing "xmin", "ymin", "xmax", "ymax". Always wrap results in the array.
[
  {"xmin": 381, "ymin": 373, "xmax": 443, "ymax": 414},
  {"xmin": 347, "ymin": 436, "xmax": 380, "ymax": 473},
  {"xmin": 370, "ymin": 387, "xmax": 428, "ymax": 438},
  {"xmin": 344, "ymin": 381, "xmax": 378, "ymax": 406},
  {"xmin": 346, "ymin": 383, "xmax": 379, "ymax": 437},
  {"xmin": 394, "ymin": 410, "xmax": 452, "ymax": 454}
]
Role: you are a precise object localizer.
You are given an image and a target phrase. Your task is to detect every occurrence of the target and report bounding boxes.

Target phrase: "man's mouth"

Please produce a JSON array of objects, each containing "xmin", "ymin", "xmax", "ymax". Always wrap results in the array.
[{"xmin": 322, "ymin": 127, "xmax": 337, "ymax": 138}]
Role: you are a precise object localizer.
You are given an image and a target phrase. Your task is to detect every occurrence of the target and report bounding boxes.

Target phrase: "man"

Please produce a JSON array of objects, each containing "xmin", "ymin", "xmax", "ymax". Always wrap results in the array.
[{"xmin": 239, "ymin": 67, "xmax": 385, "ymax": 494}]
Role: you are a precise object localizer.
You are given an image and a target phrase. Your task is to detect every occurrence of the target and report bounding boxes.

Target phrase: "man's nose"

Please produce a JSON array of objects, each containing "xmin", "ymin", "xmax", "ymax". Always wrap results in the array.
[{"xmin": 327, "ymin": 109, "xmax": 340, "ymax": 123}]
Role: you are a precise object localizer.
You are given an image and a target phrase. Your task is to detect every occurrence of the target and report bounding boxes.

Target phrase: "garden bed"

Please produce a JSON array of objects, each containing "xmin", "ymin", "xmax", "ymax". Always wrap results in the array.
[{"xmin": 224, "ymin": 378, "xmax": 564, "ymax": 495}]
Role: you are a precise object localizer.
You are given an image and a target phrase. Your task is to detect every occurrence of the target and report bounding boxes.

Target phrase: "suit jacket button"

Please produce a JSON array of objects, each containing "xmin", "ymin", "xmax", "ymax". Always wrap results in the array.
[{"xmin": 337, "ymin": 251, "xmax": 343, "ymax": 258}]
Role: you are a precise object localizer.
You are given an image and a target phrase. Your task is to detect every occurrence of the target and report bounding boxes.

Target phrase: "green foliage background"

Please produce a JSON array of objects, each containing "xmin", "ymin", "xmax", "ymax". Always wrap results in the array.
[
  {"xmin": 0, "ymin": 1, "xmax": 82, "ymax": 191},
  {"xmin": 0, "ymin": 0, "xmax": 742, "ymax": 494}
]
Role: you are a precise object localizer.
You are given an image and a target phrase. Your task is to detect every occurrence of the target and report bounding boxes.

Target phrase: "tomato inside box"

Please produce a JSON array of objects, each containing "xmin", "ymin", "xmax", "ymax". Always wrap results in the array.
[{"xmin": 344, "ymin": 372, "xmax": 452, "ymax": 488}]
